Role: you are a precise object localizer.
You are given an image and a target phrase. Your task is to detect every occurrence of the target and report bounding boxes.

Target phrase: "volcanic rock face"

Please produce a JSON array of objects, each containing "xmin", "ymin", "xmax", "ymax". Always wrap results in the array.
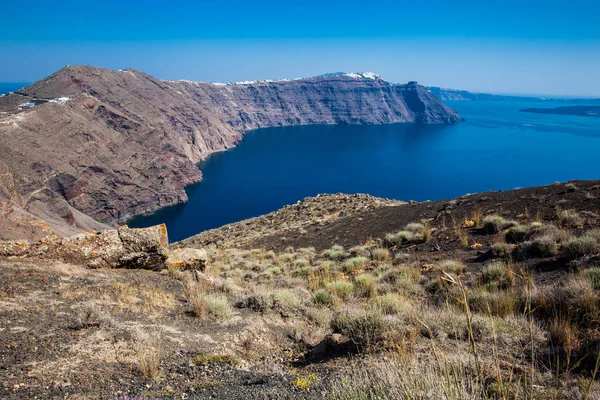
[{"xmin": 0, "ymin": 66, "xmax": 459, "ymax": 240}]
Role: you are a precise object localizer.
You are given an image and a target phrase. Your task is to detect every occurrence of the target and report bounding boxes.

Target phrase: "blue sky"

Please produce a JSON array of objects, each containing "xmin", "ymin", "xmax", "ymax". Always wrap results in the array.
[{"xmin": 2, "ymin": 0, "xmax": 599, "ymax": 96}]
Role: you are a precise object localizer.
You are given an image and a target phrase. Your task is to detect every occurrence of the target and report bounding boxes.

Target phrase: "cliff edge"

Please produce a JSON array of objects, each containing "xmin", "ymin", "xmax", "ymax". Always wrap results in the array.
[{"xmin": 0, "ymin": 66, "xmax": 459, "ymax": 240}]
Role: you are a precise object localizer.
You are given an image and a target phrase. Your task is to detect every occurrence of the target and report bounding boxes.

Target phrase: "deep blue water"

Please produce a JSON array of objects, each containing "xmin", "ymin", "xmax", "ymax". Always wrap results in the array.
[
  {"xmin": 0, "ymin": 82, "xmax": 29, "ymax": 95},
  {"xmin": 130, "ymin": 100, "xmax": 600, "ymax": 242}
]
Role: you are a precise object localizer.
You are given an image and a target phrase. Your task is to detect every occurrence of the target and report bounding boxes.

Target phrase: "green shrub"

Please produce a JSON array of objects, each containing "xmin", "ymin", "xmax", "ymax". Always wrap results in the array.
[
  {"xmin": 505, "ymin": 225, "xmax": 530, "ymax": 243},
  {"xmin": 191, "ymin": 293, "xmax": 233, "ymax": 321},
  {"xmin": 292, "ymin": 266, "xmax": 313, "ymax": 279},
  {"xmin": 482, "ymin": 215, "xmax": 518, "ymax": 234},
  {"xmin": 379, "ymin": 267, "xmax": 420, "ymax": 290},
  {"xmin": 294, "ymin": 258, "xmax": 311, "ymax": 268},
  {"xmin": 559, "ymin": 209, "xmax": 582, "ymax": 227},
  {"xmin": 343, "ymin": 256, "xmax": 370, "ymax": 273},
  {"xmin": 349, "ymin": 245, "xmax": 371, "ymax": 258},
  {"xmin": 514, "ymin": 236, "xmax": 559, "ymax": 260},
  {"xmin": 482, "ymin": 261, "xmax": 507, "ymax": 284},
  {"xmin": 438, "ymin": 260, "xmax": 465, "ymax": 275},
  {"xmin": 194, "ymin": 352, "xmax": 238, "ymax": 366},
  {"xmin": 563, "ymin": 233, "xmax": 599, "ymax": 260},
  {"xmin": 331, "ymin": 308, "xmax": 389, "ymax": 350},
  {"xmin": 405, "ymin": 222, "xmax": 425, "ymax": 233},
  {"xmin": 491, "ymin": 242, "xmax": 514, "ymax": 259},
  {"xmin": 354, "ymin": 273, "xmax": 378, "ymax": 298},
  {"xmin": 369, "ymin": 293, "xmax": 413, "ymax": 315},
  {"xmin": 372, "ymin": 248, "xmax": 390, "ymax": 261},
  {"xmin": 273, "ymin": 289, "xmax": 303, "ymax": 313},
  {"xmin": 584, "ymin": 267, "xmax": 600, "ymax": 290},
  {"xmin": 323, "ymin": 245, "xmax": 345, "ymax": 261},
  {"xmin": 313, "ymin": 289, "xmax": 334, "ymax": 307},
  {"xmin": 384, "ymin": 222, "xmax": 430, "ymax": 247},
  {"xmin": 316, "ymin": 260, "xmax": 336, "ymax": 274},
  {"xmin": 327, "ymin": 280, "xmax": 355, "ymax": 300},
  {"xmin": 279, "ymin": 252, "xmax": 295, "ymax": 264},
  {"xmin": 468, "ymin": 288, "xmax": 518, "ymax": 317},
  {"xmin": 384, "ymin": 231, "xmax": 412, "ymax": 247},
  {"xmin": 266, "ymin": 266, "xmax": 282, "ymax": 276}
]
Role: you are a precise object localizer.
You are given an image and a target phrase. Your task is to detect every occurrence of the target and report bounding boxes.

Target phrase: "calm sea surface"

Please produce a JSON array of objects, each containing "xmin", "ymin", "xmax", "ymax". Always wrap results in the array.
[
  {"xmin": 0, "ymin": 82, "xmax": 29, "ymax": 95},
  {"xmin": 130, "ymin": 100, "xmax": 600, "ymax": 241}
]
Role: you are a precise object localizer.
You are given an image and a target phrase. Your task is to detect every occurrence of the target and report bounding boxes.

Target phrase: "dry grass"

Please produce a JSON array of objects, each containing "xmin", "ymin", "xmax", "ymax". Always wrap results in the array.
[
  {"xmin": 179, "ymin": 217, "xmax": 600, "ymax": 396},
  {"xmin": 190, "ymin": 291, "xmax": 233, "ymax": 321},
  {"xmin": 331, "ymin": 308, "xmax": 389, "ymax": 350},
  {"xmin": 136, "ymin": 342, "xmax": 161, "ymax": 380}
]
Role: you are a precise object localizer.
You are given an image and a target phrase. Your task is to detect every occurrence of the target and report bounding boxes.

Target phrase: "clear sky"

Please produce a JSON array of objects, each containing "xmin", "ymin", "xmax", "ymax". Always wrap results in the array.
[{"xmin": 2, "ymin": 0, "xmax": 599, "ymax": 96}]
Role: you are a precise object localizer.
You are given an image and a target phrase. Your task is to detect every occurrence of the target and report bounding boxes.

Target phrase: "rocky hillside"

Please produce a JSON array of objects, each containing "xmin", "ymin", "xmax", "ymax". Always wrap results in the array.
[
  {"xmin": 0, "ymin": 66, "xmax": 459, "ymax": 240},
  {"xmin": 1, "ymin": 180, "xmax": 600, "ymax": 399}
]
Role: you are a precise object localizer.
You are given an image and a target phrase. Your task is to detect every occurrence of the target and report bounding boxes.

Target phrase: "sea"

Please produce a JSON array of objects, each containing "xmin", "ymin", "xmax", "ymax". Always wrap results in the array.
[{"xmin": 129, "ymin": 99, "xmax": 600, "ymax": 242}]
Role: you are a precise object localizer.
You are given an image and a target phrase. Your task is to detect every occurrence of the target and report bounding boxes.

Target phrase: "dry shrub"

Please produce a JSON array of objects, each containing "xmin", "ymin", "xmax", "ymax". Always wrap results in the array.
[
  {"xmin": 331, "ymin": 308, "xmax": 389, "ymax": 350},
  {"xmin": 343, "ymin": 256, "xmax": 370, "ymax": 273},
  {"xmin": 563, "ymin": 231, "xmax": 600, "ymax": 260},
  {"xmin": 136, "ymin": 342, "xmax": 160, "ymax": 380},
  {"xmin": 482, "ymin": 215, "xmax": 518, "ymax": 234},
  {"xmin": 472, "ymin": 208, "xmax": 483, "ymax": 226},
  {"xmin": 468, "ymin": 287, "xmax": 519, "ymax": 317},
  {"xmin": 330, "ymin": 353, "xmax": 496, "ymax": 399},
  {"xmin": 327, "ymin": 280, "xmax": 355, "ymax": 300},
  {"xmin": 323, "ymin": 245, "xmax": 345, "ymax": 261},
  {"xmin": 505, "ymin": 225, "xmax": 530, "ymax": 244},
  {"xmin": 371, "ymin": 247, "xmax": 390, "ymax": 261},
  {"xmin": 273, "ymin": 289, "xmax": 304, "ymax": 314},
  {"xmin": 306, "ymin": 306, "xmax": 333, "ymax": 329},
  {"xmin": 354, "ymin": 273, "xmax": 378, "ymax": 298},
  {"xmin": 190, "ymin": 291, "xmax": 233, "ymax": 321},
  {"xmin": 438, "ymin": 260, "xmax": 465, "ymax": 275},
  {"xmin": 559, "ymin": 209, "xmax": 582, "ymax": 228},
  {"xmin": 369, "ymin": 293, "xmax": 413, "ymax": 316}
]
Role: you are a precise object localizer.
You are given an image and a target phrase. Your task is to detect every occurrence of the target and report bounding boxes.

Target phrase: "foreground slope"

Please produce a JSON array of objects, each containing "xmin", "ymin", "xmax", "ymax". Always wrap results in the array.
[
  {"xmin": 0, "ymin": 67, "xmax": 459, "ymax": 240},
  {"xmin": 1, "ymin": 181, "xmax": 600, "ymax": 399}
]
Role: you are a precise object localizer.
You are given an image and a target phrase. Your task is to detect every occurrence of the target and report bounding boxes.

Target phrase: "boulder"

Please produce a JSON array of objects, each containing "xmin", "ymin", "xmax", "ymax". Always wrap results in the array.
[
  {"xmin": 0, "ymin": 224, "xmax": 169, "ymax": 270},
  {"xmin": 165, "ymin": 247, "xmax": 207, "ymax": 271}
]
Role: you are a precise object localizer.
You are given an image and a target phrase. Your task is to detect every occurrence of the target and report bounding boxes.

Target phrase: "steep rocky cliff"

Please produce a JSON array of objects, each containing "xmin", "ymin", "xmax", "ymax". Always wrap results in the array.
[{"xmin": 0, "ymin": 66, "xmax": 459, "ymax": 240}]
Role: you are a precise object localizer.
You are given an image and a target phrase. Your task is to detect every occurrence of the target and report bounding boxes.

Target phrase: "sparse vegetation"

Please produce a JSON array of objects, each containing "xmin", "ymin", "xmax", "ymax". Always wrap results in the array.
[
  {"xmin": 331, "ymin": 308, "xmax": 389, "ymax": 350},
  {"xmin": 482, "ymin": 215, "xmax": 518, "ymax": 234},
  {"xmin": 273, "ymin": 289, "xmax": 304, "ymax": 314},
  {"xmin": 137, "ymin": 342, "xmax": 161, "ymax": 380},
  {"xmin": 563, "ymin": 230, "xmax": 600, "ymax": 260},
  {"xmin": 190, "ymin": 292, "xmax": 233, "ymax": 321},
  {"xmin": 5, "ymin": 181, "xmax": 600, "ymax": 398},
  {"xmin": 343, "ymin": 256, "xmax": 370, "ymax": 273},
  {"xmin": 313, "ymin": 288, "xmax": 334, "ymax": 307},
  {"xmin": 327, "ymin": 280, "xmax": 355, "ymax": 300},
  {"xmin": 194, "ymin": 352, "xmax": 238, "ymax": 366}
]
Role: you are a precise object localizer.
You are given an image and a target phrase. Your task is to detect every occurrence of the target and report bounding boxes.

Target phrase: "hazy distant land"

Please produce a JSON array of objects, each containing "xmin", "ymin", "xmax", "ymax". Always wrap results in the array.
[{"xmin": 520, "ymin": 105, "xmax": 600, "ymax": 117}]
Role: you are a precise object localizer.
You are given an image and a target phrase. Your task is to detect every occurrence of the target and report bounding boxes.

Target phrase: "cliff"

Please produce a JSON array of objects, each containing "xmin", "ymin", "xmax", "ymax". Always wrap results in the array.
[{"xmin": 0, "ymin": 66, "xmax": 459, "ymax": 240}]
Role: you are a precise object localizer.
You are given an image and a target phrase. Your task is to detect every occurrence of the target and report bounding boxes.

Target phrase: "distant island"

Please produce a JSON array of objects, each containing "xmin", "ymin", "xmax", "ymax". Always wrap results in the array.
[
  {"xmin": 520, "ymin": 105, "xmax": 600, "ymax": 117},
  {"xmin": 426, "ymin": 86, "xmax": 600, "ymax": 104}
]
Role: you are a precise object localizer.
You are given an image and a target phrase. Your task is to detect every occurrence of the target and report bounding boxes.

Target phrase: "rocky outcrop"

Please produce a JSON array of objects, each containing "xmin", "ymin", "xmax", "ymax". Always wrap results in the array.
[
  {"xmin": 166, "ymin": 248, "xmax": 207, "ymax": 272},
  {"xmin": 0, "ymin": 223, "xmax": 209, "ymax": 271},
  {"xmin": 0, "ymin": 66, "xmax": 459, "ymax": 240},
  {"xmin": 0, "ymin": 224, "xmax": 169, "ymax": 270}
]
